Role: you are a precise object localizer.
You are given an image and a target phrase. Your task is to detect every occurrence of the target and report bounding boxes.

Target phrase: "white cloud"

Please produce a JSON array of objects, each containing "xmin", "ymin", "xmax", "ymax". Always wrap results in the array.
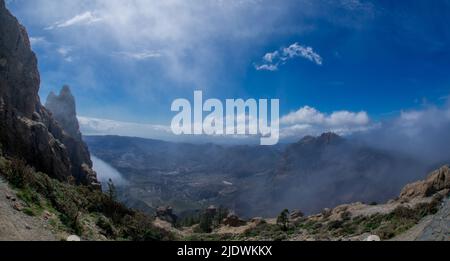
[
  {"xmin": 91, "ymin": 156, "xmax": 128, "ymax": 186},
  {"xmin": 282, "ymin": 43, "xmax": 323, "ymax": 65},
  {"xmin": 255, "ymin": 42, "xmax": 322, "ymax": 71},
  {"xmin": 29, "ymin": 36, "xmax": 46, "ymax": 47},
  {"xmin": 281, "ymin": 106, "xmax": 369, "ymax": 126},
  {"xmin": 78, "ymin": 116, "xmax": 173, "ymax": 140},
  {"xmin": 46, "ymin": 11, "xmax": 102, "ymax": 30},
  {"xmin": 340, "ymin": 0, "xmax": 374, "ymax": 12},
  {"xmin": 279, "ymin": 106, "xmax": 371, "ymax": 138},
  {"xmin": 57, "ymin": 46, "xmax": 73, "ymax": 62},
  {"xmin": 254, "ymin": 64, "xmax": 278, "ymax": 71},
  {"xmin": 114, "ymin": 50, "xmax": 162, "ymax": 60}
]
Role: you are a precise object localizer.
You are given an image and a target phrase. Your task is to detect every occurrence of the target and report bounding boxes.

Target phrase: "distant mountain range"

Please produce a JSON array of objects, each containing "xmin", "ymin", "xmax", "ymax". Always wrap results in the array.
[{"xmin": 86, "ymin": 133, "xmax": 429, "ymax": 217}]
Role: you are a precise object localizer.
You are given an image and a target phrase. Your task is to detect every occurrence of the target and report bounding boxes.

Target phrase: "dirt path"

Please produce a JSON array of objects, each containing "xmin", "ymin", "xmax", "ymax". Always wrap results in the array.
[{"xmin": 0, "ymin": 177, "xmax": 59, "ymax": 241}]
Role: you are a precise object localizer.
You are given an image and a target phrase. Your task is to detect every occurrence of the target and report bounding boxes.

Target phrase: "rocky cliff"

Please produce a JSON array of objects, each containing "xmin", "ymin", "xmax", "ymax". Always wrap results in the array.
[
  {"xmin": 45, "ymin": 86, "xmax": 83, "ymax": 141},
  {"xmin": 0, "ymin": 0, "xmax": 98, "ymax": 187}
]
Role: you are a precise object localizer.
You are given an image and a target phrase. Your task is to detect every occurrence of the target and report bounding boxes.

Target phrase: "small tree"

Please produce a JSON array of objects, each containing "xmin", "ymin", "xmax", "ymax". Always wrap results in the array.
[
  {"xmin": 277, "ymin": 209, "xmax": 290, "ymax": 231},
  {"xmin": 198, "ymin": 212, "xmax": 213, "ymax": 233},
  {"xmin": 107, "ymin": 178, "xmax": 117, "ymax": 201}
]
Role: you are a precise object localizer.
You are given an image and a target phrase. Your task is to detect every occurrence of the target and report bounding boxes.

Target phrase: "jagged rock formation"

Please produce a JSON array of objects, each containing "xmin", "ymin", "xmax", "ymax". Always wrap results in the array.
[
  {"xmin": 45, "ymin": 86, "xmax": 98, "ymax": 186},
  {"xmin": 0, "ymin": 0, "xmax": 98, "ymax": 187},
  {"xmin": 45, "ymin": 86, "xmax": 82, "ymax": 141}
]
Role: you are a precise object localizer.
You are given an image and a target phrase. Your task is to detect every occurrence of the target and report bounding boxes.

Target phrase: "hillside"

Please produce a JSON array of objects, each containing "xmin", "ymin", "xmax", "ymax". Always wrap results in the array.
[{"xmin": 173, "ymin": 166, "xmax": 450, "ymax": 241}]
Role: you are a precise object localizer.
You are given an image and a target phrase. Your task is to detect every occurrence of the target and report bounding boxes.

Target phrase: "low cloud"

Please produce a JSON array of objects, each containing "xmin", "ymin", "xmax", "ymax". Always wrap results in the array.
[
  {"xmin": 355, "ymin": 101, "xmax": 450, "ymax": 164},
  {"xmin": 78, "ymin": 104, "xmax": 373, "ymax": 144},
  {"xmin": 91, "ymin": 156, "xmax": 127, "ymax": 186},
  {"xmin": 279, "ymin": 106, "xmax": 371, "ymax": 138},
  {"xmin": 78, "ymin": 116, "xmax": 172, "ymax": 140},
  {"xmin": 255, "ymin": 42, "xmax": 322, "ymax": 71}
]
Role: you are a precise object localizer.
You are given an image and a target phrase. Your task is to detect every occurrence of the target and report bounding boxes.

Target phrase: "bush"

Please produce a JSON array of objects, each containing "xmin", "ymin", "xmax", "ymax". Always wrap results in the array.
[
  {"xmin": 197, "ymin": 212, "xmax": 214, "ymax": 233},
  {"xmin": 4, "ymin": 159, "xmax": 33, "ymax": 189},
  {"xmin": 276, "ymin": 209, "xmax": 290, "ymax": 231}
]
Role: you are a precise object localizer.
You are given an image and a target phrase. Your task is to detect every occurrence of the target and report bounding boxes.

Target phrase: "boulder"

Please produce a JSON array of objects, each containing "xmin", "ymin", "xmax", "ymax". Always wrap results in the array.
[
  {"xmin": 156, "ymin": 206, "xmax": 177, "ymax": 224},
  {"xmin": 400, "ymin": 166, "xmax": 450, "ymax": 199},
  {"xmin": 290, "ymin": 210, "xmax": 304, "ymax": 219},
  {"xmin": 67, "ymin": 235, "xmax": 81, "ymax": 241},
  {"xmin": 223, "ymin": 213, "xmax": 246, "ymax": 227},
  {"xmin": 365, "ymin": 235, "xmax": 381, "ymax": 241}
]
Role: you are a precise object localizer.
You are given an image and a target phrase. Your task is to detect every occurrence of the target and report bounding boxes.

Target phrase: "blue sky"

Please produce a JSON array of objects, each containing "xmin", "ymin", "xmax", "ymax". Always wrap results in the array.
[{"xmin": 6, "ymin": 0, "xmax": 450, "ymax": 141}]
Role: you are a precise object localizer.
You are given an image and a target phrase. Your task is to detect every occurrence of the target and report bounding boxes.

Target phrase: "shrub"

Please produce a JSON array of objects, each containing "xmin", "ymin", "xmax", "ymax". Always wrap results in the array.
[
  {"xmin": 5, "ymin": 159, "xmax": 33, "ymax": 189},
  {"xmin": 107, "ymin": 179, "xmax": 117, "ymax": 201},
  {"xmin": 276, "ymin": 209, "xmax": 290, "ymax": 231},
  {"xmin": 197, "ymin": 212, "xmax": 214, "ymax": 233}
]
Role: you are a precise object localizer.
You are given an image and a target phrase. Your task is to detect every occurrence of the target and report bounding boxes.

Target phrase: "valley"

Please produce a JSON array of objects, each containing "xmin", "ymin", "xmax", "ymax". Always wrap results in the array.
[{"xmin": 86, "ymin": 133, "xmax": 431, "ymax": 218}]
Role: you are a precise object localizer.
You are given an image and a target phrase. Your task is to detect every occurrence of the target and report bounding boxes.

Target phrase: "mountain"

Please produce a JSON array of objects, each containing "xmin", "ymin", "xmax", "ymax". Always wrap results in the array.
[
  {"xmin": 85, "ymin": 133, "xmax": 428, "ymax": 217},
  {"xmin": 269, "ymin": 132, "xmax": 427, "ymax": 215},
  {"xmin": 0, "ymin": 1, "xmax": 97, "ymax": 186}
]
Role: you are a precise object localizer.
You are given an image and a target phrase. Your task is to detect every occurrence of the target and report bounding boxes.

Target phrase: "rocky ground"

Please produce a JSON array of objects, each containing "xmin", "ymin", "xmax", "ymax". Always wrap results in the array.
[{"xmin": 0, "ymin": 177, "xmax": 59, "ymax": 241}]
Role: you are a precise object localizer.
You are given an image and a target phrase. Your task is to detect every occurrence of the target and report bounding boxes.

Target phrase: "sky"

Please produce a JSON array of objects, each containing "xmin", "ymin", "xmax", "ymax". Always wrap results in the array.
[{"xmin": 6, "ymin": 0, "xmax": 450, "ymax": 142}]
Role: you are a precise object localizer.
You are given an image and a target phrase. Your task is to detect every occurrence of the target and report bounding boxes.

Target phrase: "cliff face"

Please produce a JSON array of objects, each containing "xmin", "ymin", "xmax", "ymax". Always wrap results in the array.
[
  {"xmin": 0, "ymin": 0, "xmax": 98, "ymax": 187},
  {"xmin": 45, "ymin": 86, "xmax": 82, "ymax": 141}
]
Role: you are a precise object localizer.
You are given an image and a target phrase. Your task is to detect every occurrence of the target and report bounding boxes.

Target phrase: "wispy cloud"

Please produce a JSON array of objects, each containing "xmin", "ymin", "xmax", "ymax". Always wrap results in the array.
[
  {"xmin": 114, "ymin": 50, "xmax": 162, "ymax": 61},
  {"xmin": 57, "ymin": 46, "xmax": 73, "ymax": 62},
  {"xmin": 78, "ymin": 116, "xmax": 172, "ymax": 140},
  {"xmin": 255, "ymin": 42, "xmax": 322, "ymax": 71},
  {"xmin": 45, "ymin": 11, "xmax": 102, "ymax": 30},
  {"xmin": 29, "ymin": 36, "xmax": 47, "ymax": 47}
]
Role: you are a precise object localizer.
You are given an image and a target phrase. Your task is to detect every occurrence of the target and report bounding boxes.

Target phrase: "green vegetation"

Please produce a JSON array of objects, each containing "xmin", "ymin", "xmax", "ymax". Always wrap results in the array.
[
  {"xmin": 276, "ymin": 209, "xmax": 290, "ymax": 231},
  {"xmin": 0, "ymin": 156, "xmax": 175, "ymax": 241},
  {"xmin": 107, "ymin": 178, "xmax": 117, "ymax": 201},
  {"xmin": 240, "ymin": 196, "xmax": 443, "ymax": 241},
  {"xmin": 177, "ymin": 206, "xmax": 229, "ymax": 233}
]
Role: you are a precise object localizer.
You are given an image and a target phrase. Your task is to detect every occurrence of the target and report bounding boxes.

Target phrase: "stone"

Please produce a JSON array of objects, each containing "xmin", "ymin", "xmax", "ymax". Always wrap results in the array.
[
  {"xmin": 250, "ymin": 217, "xmax": 266, "ymax": 225},
  {"xmin": 12, "ymin": 202, "xmax": 23, "ymax": 211},
  {"xmin": 365, "ymin": 235, "xmax": 381, "ymax": 241},
  {"xmin": 156, "ymin": 206, "xmax": 177, "ymax": 224},
  {"xmin": 67, "ymin": 235, "xmax": 81, "ymax": 241},
  {"xmin": 290, "ymin": 210, "xmax": 304, "ymax": 219},
  {"xmin": 43, "ymin": 210, "xmax": 52, "ymax": 220},
  {"xmin": 400, "ymin": 166, "xmax": 450, "ymax": 199},
  {"xmin": 223, "ymin": 213, "xmax": 246, "ymax": 227}
]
